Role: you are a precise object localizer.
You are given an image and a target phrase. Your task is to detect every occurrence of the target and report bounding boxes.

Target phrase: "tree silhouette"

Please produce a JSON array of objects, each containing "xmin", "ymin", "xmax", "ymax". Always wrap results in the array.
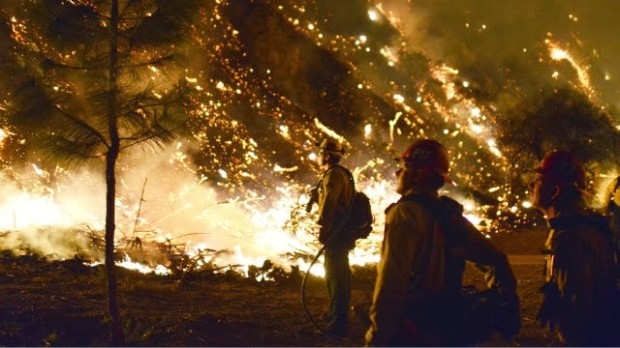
[
  {"xmin": 500, "ymin": 87, "xmax": 620, "ymax": 191},
  {"xmin": 2, "ymin": 0, "xmax": 199, "ymax": 344}
]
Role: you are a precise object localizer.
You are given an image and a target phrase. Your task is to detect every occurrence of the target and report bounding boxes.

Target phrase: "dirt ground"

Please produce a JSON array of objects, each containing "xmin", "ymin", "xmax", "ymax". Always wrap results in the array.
[{"xmin": 0, "ymin": 228, "xmax": 555, "ymax": 347}]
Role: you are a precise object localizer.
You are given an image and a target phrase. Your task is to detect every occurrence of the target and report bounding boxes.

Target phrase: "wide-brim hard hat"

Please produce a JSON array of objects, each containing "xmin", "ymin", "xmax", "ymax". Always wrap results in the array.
[{"xmin": 316, "ymin": 139, "xmax": 345, "ymax": 156}]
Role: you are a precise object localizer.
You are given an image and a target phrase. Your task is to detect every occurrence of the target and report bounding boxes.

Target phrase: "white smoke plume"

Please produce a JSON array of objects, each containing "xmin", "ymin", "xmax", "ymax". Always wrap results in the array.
[{"xmin": 0, "ymin": 143, "xmax": 314, "ymax": 270}]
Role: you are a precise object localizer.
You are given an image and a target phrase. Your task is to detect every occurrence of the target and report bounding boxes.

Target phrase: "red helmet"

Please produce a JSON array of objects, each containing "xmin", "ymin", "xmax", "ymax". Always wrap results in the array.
[
  {"xmin": 536, "ymin": 151, "xmax": 586, "ymax": 189},
  {"xmin": 398, "ymin": 139, "xmax": 452, "ymax": 184}
]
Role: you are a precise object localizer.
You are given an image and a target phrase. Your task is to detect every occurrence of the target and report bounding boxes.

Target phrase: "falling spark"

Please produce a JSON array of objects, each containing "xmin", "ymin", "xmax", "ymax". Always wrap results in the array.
[
  {"xmin": 0, "ymin": 128, "xmax": 10, "ymax": 145},
  {"xmin": 547, "ymin": 41, "xmax": 593, "ymax": 95},
  {"xmin": 471, "ymin": 107, "xmax": 481, "ymax": 117},
  {"xmin": 487, "ymin": 139, "xmax": 502, "ymax": 157},
  {"xmin": 368, "ymin": 9, "xmax": 379, "ymax": 22},
  {"xmin": 379, "ymin": 46, "xmax": 399, "ymax": 65},
  {"xmin": 393, "ymin": 94, "xmax": 405, "ymax": 104},
  {"xmin": 470, "ymin": 124, "xmax": 484, "ymax": 134},
  {"xmin": 273, "ymin": 165, "xmax": 298, "ymax": 173},
  {"xmin": 364, "ymin": 124, "xmax": 372, "ymax": 139},
  {"xmin": 32, "ymin": 164, "xmax": 45, "ymax": 177},
  {"xmin": 278, "ymin": 125, "xmax": 290, "ymax": 139},
  {"xmin": 388, "ymin": 112, "xmax": 403, "ymax": 143},
  {"xmin": 313, "ymin": 118, "xmax": 348, "ymax": 146}
]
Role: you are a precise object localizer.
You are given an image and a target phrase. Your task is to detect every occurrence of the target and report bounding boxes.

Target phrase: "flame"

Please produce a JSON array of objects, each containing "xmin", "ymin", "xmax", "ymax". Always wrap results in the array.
[
  {"xmin": 0, "ymin": 146, "xmax": 499, "ymax": 279},
  {"xmin": 3, "ymin": 1, "xmax": 599, "ymax": 281}
]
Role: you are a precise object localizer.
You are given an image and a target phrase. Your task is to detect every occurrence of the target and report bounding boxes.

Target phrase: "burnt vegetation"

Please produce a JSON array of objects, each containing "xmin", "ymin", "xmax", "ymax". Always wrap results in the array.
[{"xmin": 0, "ymin": 228, "xmax": 551, "ymax": 347}]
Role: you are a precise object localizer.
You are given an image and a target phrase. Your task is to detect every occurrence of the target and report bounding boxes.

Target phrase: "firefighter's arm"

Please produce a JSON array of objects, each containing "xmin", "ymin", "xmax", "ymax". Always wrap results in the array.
[
  {"xmin": 537, "ymin": 280, "xmax": 560, "ymax": 331},
  {"xmin": 365, "ymin": 204, "xmax": 419, "ymax": 346},
  {"xmin": 537, "ymin": 233, "xmax": 583, "ymax": 332},
  {"xmin": 465, "ymin": 220, "xmax": 521, "ymax": 340},
  {"xmin": 552, "ymin": 233, "xmax": 595, "ymax": 319},
  {"xmin": 463, "ymin": 219, "xmax": 517, "ymax": 293}
]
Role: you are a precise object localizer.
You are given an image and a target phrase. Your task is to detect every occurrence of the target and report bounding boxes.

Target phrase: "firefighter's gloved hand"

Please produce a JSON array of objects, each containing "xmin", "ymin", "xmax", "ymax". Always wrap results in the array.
[
  {"xmin": 305, "ymin": 187, "xmax": 318, "ymax": 213},
  {"xmin": 496, "ymin": 291, "xmax": 520, "ymax": 341},
  {"xmin": 318, "ymin": 226, "xmax": 330, "ymax": 244},
  {"xmin": 537, "ymin": 282, "xmax": 560, "ymax": 331}
]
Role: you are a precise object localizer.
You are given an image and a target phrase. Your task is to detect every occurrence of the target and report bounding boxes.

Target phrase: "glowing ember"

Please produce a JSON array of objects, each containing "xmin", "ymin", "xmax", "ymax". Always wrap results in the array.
[
  {"xmin": 547, "ymin": 40, "xmax": 594, "ymax": 96},
  {"xmin": 368, "ymin": 9, "xmax": 379, "ymax": 22}
]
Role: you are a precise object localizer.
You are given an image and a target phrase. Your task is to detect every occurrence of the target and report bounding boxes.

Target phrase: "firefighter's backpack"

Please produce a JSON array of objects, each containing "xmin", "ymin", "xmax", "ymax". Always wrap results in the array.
[{"xmin": 331, "ymin": 165, "xmax": 374, "ymax": 240}]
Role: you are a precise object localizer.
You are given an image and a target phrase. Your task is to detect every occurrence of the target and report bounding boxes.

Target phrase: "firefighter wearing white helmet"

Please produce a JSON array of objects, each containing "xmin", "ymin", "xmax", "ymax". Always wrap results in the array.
[
  {"xmin": 365, "ymin": 139, "xmax": 519, "ymax": 346},
  {"xmin": 309, "ymin": 139, "xmax": 355, "ymax": 336}
]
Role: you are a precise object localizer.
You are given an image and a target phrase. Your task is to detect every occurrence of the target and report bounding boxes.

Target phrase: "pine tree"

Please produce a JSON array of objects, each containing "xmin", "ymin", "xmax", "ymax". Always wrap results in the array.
[{"xmin": 2, "ymin": 0, "xmax": 200, "ymax": 343}]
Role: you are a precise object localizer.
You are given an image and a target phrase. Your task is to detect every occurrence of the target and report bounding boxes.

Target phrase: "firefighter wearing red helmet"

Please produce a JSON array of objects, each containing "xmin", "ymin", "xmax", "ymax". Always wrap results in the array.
[
  {"xmin": 365, "ymin": 139, "xmax": 519, "ymax": 346},
  {"xmin": 531, "ymin": 151, "xmax": 619, "ymax": 346}
]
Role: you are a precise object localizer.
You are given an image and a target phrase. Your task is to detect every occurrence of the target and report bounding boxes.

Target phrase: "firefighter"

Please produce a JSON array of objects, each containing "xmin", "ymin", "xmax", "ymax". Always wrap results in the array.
[
  {"xmin": 365, "ymin": 139, "xmax": 519, "ymax": 346},
  {"xmin": 313, "ymin": 139, "xmax": 355, "ymax": 336},
  {"xmin": 603, "ymin": 175, "xmax": 620, "ymax": 250},
  {"xmin": 531, "ymin": 150, "xmax": 619, "ymax": 346}
]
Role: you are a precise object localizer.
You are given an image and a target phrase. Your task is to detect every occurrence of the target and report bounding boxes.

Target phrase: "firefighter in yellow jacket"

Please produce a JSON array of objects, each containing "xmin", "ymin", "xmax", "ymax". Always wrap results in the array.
[
  {"xmin": 365, "ymin": 139, "xmax": 519, "ymax": 346},
  {"xmin": 531, "ymin": 151, "xmax": 618, "ymax": 346},
  {"xmin": 313, "ymin": 139, "xmax": 355, "ymax": 336},
  {"xmin": 603, "ymin": 175, "xmax": 620, "ymax": 249}
]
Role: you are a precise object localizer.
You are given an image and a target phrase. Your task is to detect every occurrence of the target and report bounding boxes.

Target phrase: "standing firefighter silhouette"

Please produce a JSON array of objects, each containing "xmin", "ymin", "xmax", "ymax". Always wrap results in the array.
[
  {"xmin": 531, "ymin": 151, "xmax": 620, "ymax": 346},
  {"xmin": 365, "ymin": 139, "xmax": 520, "ymax": 346},
  {"xmin": 303, "ymin": 139, "xmax": 358, "ymax": 336}
]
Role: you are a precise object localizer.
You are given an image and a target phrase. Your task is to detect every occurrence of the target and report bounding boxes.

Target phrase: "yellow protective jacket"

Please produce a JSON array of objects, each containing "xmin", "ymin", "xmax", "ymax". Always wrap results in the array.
[
  {"xmin": 365, "ymin": 190, "xmax": 516, "ymax": 346},
  {"xmin": 317, "ymin": 164, "xmax": 354, "ymax": 247},
  {"xmin": 604, "ymin": 176, "xmax": 620, "ymax": 212},
  {"xmin": 541, "ymin": 208, "xmax": 618, "ymax": 345}
]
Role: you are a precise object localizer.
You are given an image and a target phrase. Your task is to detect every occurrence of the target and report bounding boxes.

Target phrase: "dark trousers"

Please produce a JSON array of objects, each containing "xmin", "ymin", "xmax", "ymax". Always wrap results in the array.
[{"xmin": 324, "ymin": 247, "xmax": 351, "ymax": 327}]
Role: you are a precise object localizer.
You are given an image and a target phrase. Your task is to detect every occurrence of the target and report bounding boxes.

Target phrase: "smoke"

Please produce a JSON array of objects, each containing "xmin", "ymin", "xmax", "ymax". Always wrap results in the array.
[
  {"xmin": 0, "ymin": 142, "xmax": 314, "ymax": 270},
  {"xmin": 0, "ymin": 166, "xmax": 105, "ymax": 257},
  {"xmin": 376, "ymin": 0, "xmax": 620, "ymax": 111}
]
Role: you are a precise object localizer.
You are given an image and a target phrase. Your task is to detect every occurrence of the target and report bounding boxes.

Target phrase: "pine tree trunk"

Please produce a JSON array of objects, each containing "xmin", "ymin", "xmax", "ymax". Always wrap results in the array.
[
  {"xmin": 105, "ymin": 0, "xmax": 125, "ymax": 345},
  {"xmin": 105, "ymin": 140, "xmax": 123, "ymax": 345}
]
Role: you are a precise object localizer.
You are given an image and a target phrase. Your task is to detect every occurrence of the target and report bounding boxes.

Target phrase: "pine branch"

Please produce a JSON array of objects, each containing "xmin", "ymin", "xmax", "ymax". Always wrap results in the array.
[
  {"xmin": 120, "ymin": 133, "xmax": 167, "ymax": 151},
  {"xmin": 42, "ymin": 56, "xmax": 100, "ymax": 71},
  {"xmin": 117, "ymin": 54, "xmax": 176, "ymax": 68},
  {"xmin": 50, "ymin": 104, "xmax": 109, "ymax": 148}
]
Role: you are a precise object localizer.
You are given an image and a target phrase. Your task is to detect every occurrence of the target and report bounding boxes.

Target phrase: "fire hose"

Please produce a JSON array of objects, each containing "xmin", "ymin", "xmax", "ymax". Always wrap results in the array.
[
  {"xmin": 300, "ymin": 242, "xmax": 328, "ymax": 334},
  {"xmin": 301, "ymin": 199, "xmax": 354, "ymax": 335}
]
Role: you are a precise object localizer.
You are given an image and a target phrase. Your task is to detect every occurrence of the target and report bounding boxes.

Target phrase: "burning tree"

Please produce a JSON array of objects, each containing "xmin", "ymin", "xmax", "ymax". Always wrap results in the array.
[{"xmin": 1, "ymin": 0, "xmax": 200, "ymax": 344}]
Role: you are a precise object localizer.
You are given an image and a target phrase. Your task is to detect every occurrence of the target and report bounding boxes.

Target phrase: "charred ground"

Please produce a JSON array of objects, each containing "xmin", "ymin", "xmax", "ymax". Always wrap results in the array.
[{"xmin": 0, "ymin": 228, "xmax": 552, "ymax": 347}]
